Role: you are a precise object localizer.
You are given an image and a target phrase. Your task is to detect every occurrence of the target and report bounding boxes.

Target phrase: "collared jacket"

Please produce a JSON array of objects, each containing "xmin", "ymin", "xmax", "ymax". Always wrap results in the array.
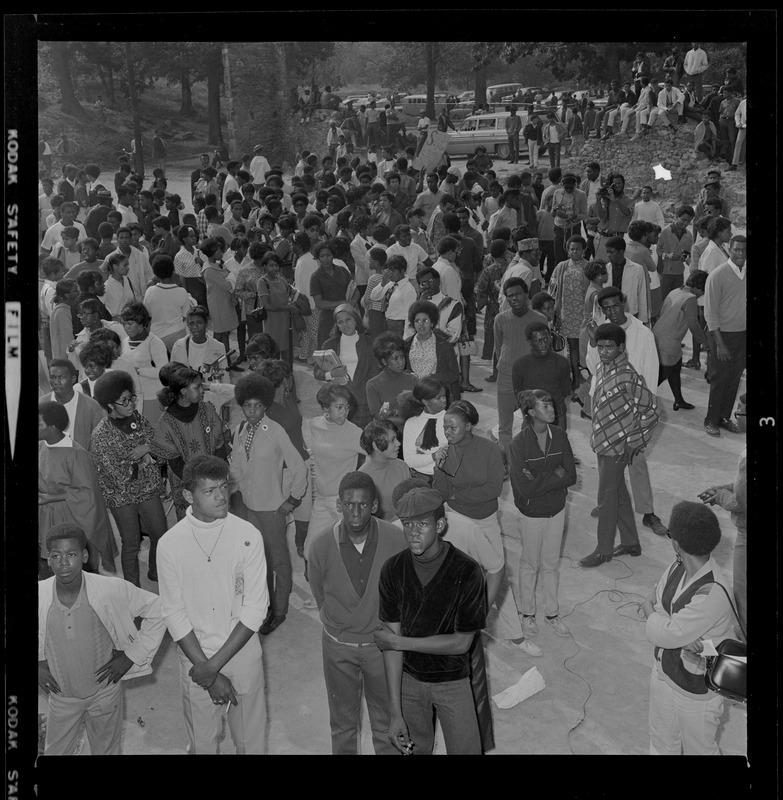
[
  {"xmin": 590, "ymin": 352, "xmax": 659, "ymax": 457},
  {"xmin": 39, "ymin": 573, "xmax": 166, "ymax": 680},
  {"xmin": 509, "ymin": 423, "xmax": 576, "ymax": 518}
]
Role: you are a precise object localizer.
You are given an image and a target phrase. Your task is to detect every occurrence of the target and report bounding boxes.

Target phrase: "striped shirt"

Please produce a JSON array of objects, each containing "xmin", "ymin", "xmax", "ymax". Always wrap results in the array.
[{"xmin": 591, "ymin": 352, "xmax": 659, "ymax": 457}]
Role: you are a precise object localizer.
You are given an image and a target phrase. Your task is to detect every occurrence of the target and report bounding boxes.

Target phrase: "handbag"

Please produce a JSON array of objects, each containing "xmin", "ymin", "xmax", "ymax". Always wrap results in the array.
[
  {"xmin": 250, "ymin": 277, "xmax": 268, "ymax": 322},
  {"xmin": 551, "ymin": 329, "xmax": 566, "ymax": 352},
  {"xmin": 702, "ymin": 582, "xmax": 747, "ymax": 704}
]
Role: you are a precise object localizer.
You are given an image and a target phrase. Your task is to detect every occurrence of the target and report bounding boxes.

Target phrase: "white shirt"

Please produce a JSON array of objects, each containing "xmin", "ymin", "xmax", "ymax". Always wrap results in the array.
[
  {"xmin": 41, "ymin": 220, "xmax": 87, "ymax": 251},
  {"xmin": 107, "ymin": 246, "xmax": 153, "ymax": 300},
  {"xmin": 59, "ymin": 393, "xmax": 80, "ymax": 437},
  {"xmin": 338, "ymin": 331, "xmax": 359, "ymax": 381},
  {"xmin": 683, "ymin": 47, "xmax": 709, "ymax": 76},
  {"xmin": 157, "ymin": 509, "xmax": 269, "ymax": 657},
  {"xmin": 350, "ymin": 234, "xmax": 373, "ymax": 286},
  {"xmin": 725, "ymin": 258, "xmax": 746, "ymax": 281},
  {"xmin": 294, "ymin": 253, "xmax": 319, "ymax": 308},
  {"xmin": 103, "ymin": 275, "xmax": 135, "ymax": 316},
  {"xmin": 116, "ymin": 204, "xmax": 137, "ymax": 226},
  {"xmin": 734, "ymin": 99, "xmax": 747, "ymax": 129},
  {"xmin": 143, "ymin": 283, "xmax": 192, "ymax": 340},
  {"xmin": 386, "ymin": 241, "xmax": 430, "ymax": 281},
  {"xmin": 631, "ymin": 200, "xmax": 665, "ymax": 229},
  {"xmin": 432, "ymin": 257, "xmax": 462, "ymax": 302},
  {"xmin": 370, "ymin": 276, "xmax": 417, "ymax": 321},
  {"xmin": 657, "ymin": 87, "xmax": 684, "ymax": 111},
  {"xmin": 250, "ymin": 154, "xmax": 271, "ymax": 185}
]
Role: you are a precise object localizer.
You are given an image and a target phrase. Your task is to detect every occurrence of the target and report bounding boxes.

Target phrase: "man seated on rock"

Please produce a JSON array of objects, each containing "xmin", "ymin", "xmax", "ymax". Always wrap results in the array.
[{"xmin": 648, "ymin": 79, "xmax": 685, "ymax": 129}]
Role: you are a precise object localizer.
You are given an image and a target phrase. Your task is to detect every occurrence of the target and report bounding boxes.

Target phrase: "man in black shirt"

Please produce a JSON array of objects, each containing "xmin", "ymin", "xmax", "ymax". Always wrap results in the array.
[{"xmin": 376, "ymin": 481, "xmax": 487, "ymax": 755}]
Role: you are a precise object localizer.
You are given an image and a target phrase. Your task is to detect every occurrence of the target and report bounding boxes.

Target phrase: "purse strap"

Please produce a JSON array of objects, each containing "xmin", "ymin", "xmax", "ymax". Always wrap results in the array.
[{"xmin": 701, "ymin": 581, "xmax": 747, "ymax": 643}]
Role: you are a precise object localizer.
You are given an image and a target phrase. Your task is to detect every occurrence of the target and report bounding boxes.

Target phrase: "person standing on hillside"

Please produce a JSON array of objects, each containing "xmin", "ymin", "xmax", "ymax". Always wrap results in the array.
[
  {"xmin": 504, "ymin": 106, "xmax": 522, "ymax": 164},
  {"xmin": 684, "ymin": 43, "xmax": 709, "ymax": 103},
  {"xmin": 152, "ymin": 129, "xmax": 167, "ymax": 174}
]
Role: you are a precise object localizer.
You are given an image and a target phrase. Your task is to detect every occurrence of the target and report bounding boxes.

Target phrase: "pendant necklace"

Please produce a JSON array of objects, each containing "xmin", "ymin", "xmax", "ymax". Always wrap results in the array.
[{"xmin": 191, "ymin": 521, "xmax": 227, "ymax": 563}]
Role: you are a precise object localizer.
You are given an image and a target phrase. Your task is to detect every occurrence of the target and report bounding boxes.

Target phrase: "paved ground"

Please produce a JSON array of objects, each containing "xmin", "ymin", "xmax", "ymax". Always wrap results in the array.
[
  {"xmin": 40, "ymin": 318, "xmax": 747, "ymax": 755},
  {"xmin": 43, "ymin": 161, "xmax": 747, "ymax": 755}
]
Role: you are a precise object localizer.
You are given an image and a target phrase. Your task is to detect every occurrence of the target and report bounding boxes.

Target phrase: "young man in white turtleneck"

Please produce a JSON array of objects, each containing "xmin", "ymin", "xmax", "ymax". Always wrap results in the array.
[{"xmin": 157, "ymin": 454, "xmax": 269, "ymax": 754}]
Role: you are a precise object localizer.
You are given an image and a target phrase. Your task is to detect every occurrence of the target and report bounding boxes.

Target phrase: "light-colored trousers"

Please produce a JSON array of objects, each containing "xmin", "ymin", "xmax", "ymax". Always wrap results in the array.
[
  {"xmin": 518, "ymin": 509, "xmax": 566, "ymax": 617},
  {"xmin": 304, "ymin": 492, "xmax": 340, "ymax": 561},
  {"xmin": 444, "ymin": 506, "xmax": 523, "ymax": 640},
  {"xmin": 731, "ymin": 128, "xmax": 746, "ymax": 166},
  {"xmin": 45, "ymin": 679, "xmax": 123, "ymax": 755},
  {"xmin": 179, "ymin": 634, "xmax": 267, "ymax": 754},
  {"xmin": 648, "ymin": 662, "xmax": 723, "ymax": 755},
  {"xmin": 648, "ymin": 103, "xmax": 684, "ymax": 127}
]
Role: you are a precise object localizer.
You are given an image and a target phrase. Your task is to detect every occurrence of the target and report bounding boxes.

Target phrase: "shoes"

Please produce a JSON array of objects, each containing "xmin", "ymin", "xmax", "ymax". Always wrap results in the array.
[
  {"xmin": 642, "ymin": 513, "xmax": 668, "ymax": 537},
  {"xmin": 227, "ymin": 364, "xmax": 245, "ymax": 372},
  {"xmin": 147, "ymin": 570, "xmax": 158, "ymax": 582},
  {"xmin": 509, "ymin": 637, "xmax": 543, "ymax": 657},
  {"xmin": 521, "ymin": 616, "xmax": 539, "ymax": 637},
  {"xmin": 590, "ymin": 506, "xmax": 599, "ymax": 518},
  {"xmin": 718, "ymin": 418, "xmax": 741, "ymax": 433},
  {"xmin": 296, "ymin": 545, "xmax": 305, "ymax": 559},
  {"xmin": 684, "ymin": 359, "xmax": 701, "ymax": 370},
  {"xmin": 485, "ymin": 374, "xmax": 497, "ymax": 382},
  {"xmin": 259, "ymin": 614, "xmax": 287, "ymax": 636},
  {"xmin": 545, "ymin": 617, "xmax": 570, "ymax": 637},
  {"xmin": 673, "ymin": 400, "xmax": 695, "ymax": 410},
  {"xmin": 579, "ymin": 551, "xmax": 612, "ymax": 568},
  {"xmin": 460, "ymin": 383, "xmax": 483, "ymax": 392},
  {"xmin": 612, "ymin": 543, "xmax": 642, "ymax": 557},
  {"xmin": 704, "ymin": 421, "xmax": 721, "ymax": 437}
]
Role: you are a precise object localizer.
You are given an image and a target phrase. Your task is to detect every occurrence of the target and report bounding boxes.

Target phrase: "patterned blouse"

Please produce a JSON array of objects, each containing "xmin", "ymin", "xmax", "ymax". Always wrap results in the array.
[
  {"xmin": 174, "ymin": 246, "xmax": 203, "ymax": 279},
  {"xmin": 150, "ymin": 401, "xmax": 229, "ymax": 509},
  {"xmin": 89, "ymin": 412, "xmax": 165, "ymax": 508},
  {"xmin": 408, "ymin": 334, "xmax": 439, "ymax": 379}
]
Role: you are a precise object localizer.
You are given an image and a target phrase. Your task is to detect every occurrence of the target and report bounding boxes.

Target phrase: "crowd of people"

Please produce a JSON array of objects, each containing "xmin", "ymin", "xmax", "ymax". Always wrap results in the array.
[{"xmin": 36, "ymin": 75, "xmax": 747, "ymax": 757}]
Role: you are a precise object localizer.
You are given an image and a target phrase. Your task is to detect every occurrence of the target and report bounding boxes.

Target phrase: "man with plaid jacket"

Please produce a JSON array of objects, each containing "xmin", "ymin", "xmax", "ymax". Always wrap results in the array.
[{"xmin": 580, "ymin": 323, "xmax": 659, "ymax": 568}]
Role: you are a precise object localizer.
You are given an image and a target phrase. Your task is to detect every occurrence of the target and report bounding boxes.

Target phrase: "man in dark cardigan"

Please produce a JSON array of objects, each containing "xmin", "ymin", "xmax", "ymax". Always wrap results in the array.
[{"xmin": 375, "ymin": 480, "xmax": 487, "ymax": 755}]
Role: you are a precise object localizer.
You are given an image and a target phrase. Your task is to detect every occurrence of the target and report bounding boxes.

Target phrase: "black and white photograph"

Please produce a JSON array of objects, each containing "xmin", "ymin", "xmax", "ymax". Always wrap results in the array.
[{"xmin": 4, "ymin": 11, "xmax": 776, "ymax": 791}]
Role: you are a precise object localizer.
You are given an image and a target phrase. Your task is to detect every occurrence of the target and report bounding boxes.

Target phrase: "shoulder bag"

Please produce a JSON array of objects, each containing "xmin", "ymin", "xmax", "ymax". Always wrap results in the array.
[{"xmin": 701, "ymin": 582, "xmax": 746, "ymax": 704}]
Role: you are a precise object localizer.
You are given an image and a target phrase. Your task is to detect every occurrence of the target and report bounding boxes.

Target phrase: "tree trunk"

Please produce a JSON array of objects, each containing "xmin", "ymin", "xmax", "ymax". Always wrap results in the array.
[
  {"xmin": 105, "ymin": 59, "xmax": 116, "ymax": 107},
  {"xmin": 206, "ymin": 49, "xmax": 223, "ymax": 145},
  {"xmin": 179, "ymin": 68, "xmax": 195, "ymax": 117},
  {"xmin": 425, "ymin": 42, "xmax": 438, "ymax": 119},
  {"xmin": 50, "ymin": 42, "xmax": 87, "ymax": 118},
  {"xmin": 94, "ymin": 60, "xmax": 108, "ymax": 98},
  {"xmin": 222, "ymin": 45, "xmax": 237, "ymax": 159},
  {"xmin": 126, "ymin": 43, "xmax": 144, "ymax": 181},
  {"xmin": 474, "ymin": 64, "xmax": 488, "ymax": 107}
]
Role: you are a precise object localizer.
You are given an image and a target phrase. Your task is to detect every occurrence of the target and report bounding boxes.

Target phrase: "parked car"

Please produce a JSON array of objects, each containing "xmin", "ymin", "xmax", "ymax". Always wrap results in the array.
[
  {"xmin": 457, "ymin": 90, "xmax": 475, "ymax": 103},
  {"xmin": 487, "ymin": 83, "xmax": 524, "ymax": 103},
  {"xmin": 445, "ymin": 110, "xmax": 529, "ymax": 159},
  {"xmin": 400, "ymin": 93, "xmax": 449, "ymax": 117}
]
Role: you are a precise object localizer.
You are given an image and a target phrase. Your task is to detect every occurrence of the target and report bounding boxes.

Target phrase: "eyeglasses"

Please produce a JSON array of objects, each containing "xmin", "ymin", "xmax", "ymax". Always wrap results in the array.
[
  {"xmin": 113, "ymin": 394, "xmax": 137, "ymax": 407},
  {"xmin": 438, "ymin": 453, "xmax": 463, "ymax": 478}
]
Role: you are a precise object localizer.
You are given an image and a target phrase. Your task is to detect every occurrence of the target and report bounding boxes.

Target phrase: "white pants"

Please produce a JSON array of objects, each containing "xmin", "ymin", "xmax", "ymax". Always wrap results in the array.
[
  {"xmin": 620, "ymin": 106, "xmax": 636, "ymax": 133},
  {"xmin": 649, "ymin": 103, "xmax": 684, "ymax": 127},
  {"xmin": 636, "ymin": 108, "xmax": 651, "ymax": 131},
  {"xmin": 179, "ymin": 634, "xmax": 267, "ymax": 754},
  {"xmin": 518, "ymin": 509, "xmax": 565, "ymax": 617},
  {"xmin": 444, "ymin": 506, "xmax": 523, "ymax": 640},
  {"xmin": 648, "ymin": 662, "xmax": 723, "ymax": 755},
  {"xmin": 45, "ymin": 679, "xmax": 122, "ymax": 755},
  {"xmin": 527, "ymin": 139, "xmax": 539, "ymax": 166}
]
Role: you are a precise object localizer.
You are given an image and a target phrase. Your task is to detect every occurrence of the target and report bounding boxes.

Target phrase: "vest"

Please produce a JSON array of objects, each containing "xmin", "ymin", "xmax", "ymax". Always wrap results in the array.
[{"xmin": 654, "ymin": 561, "xmax": 715, "ymax": 695}]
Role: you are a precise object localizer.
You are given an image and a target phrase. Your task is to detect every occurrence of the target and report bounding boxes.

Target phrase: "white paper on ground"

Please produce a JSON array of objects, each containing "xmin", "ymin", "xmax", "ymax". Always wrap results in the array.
[{"xmin": 492, "ymin": 666, "xmax": 546, "ymax": 709}]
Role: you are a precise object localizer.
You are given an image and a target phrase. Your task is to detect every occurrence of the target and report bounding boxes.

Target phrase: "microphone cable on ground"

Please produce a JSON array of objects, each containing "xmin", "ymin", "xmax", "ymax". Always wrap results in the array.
[{"xmin": 556, "ymin": 556, "xmax": 649, "ymax": 754}]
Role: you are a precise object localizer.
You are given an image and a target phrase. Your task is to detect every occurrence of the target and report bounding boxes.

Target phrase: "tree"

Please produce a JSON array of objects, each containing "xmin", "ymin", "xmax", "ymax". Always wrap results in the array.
[
  {"xmin": 49, "ymin": 42, "xmax": 87, "ymax": 118},
  {"xmin": 125, "ymin": 43, "xmax": 144, "ymax": 180},
  {"xmin": 205, "ymin": 45, "xmax": 224, "ymax": 145}
]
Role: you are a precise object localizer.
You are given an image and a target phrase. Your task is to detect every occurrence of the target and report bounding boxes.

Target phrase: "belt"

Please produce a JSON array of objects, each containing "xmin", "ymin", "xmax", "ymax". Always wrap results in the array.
[{"xmin": 323, "ymin": 628, "xmax": 376, "ymax": 647}]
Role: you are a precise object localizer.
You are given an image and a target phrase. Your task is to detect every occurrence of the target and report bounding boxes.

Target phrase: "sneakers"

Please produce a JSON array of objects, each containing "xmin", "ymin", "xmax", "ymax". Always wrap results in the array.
[
  {"xmin": 642, "ymin": 513, "xmax": 668, "ymax": 537},
  {"xmin": 509, "ymin": 637, "xmax": 543, "ymax": 657},
  {"xmin": 545, "ymin": 616, "xmax": 570, "ymax": 637},
  {"xmin": 612, "ymin": 543, "xmax": 642, "ymax": 557},
  {"xmin": 521, "ymin": 616, "xmax": 539, "ymax": 637},
  {"xmin": 579, "ymin": 551, "xmax": 612, "ymax": 568}
]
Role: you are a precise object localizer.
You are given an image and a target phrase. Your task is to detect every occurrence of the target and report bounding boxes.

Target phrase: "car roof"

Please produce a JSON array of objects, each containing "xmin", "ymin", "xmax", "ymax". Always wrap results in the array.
[
  {"xmin": 488, "ymin": 82, "xmax": 523, "ymax": 89},
  {"xmin": 463, "ymin": 111, "xmax": 514, "ymax": 121}
]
